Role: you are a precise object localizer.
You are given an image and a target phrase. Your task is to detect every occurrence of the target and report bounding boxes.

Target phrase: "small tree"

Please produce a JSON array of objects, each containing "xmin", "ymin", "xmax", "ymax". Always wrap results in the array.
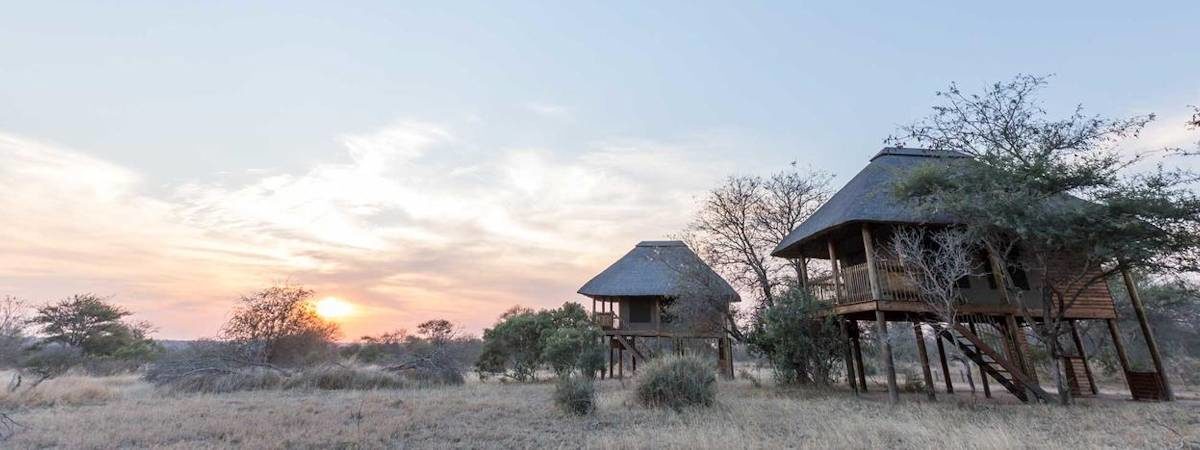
[
  {"xmin": 0, "ymin": 296, "xmax": 29, "ymax": 367},
  {"xmin": 220, "ymin": 284, "xmax": 339, "ymax": 367},
  {"xmin": 887, "ymin": 227, "xmax": 981, "ymax": 325},
  {"xmin": 476, "ymin": 303, "xmax": 604, "ymax": 381},
  {"xmin": 685, "ymin": 165, "xmax": 831, "ymax": 323},
  {"xmin": 27, "ymin": 294, "xmax": 155, "ymax": 358},
  {"xmin": 746, "ymin": 288, "xmax": 845, "ymax": 385}
]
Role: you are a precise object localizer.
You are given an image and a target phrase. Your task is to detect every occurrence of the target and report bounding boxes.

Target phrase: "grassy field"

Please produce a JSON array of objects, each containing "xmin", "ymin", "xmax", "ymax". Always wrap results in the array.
[{"xmin": 0, "ymin": 371, "xmax": 1197, "ymax": 449}]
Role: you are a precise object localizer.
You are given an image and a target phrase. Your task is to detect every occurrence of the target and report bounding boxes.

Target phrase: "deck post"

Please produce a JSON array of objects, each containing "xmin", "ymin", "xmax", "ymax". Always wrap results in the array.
[
  {"xmin": 936, "ymin": 330, "xmax": 953, "ymax": 393},
  {"xmin": 875, "ymin": 310, "xmax": 899, "ymax": 404},
  {"xmin": 608, "ymin": 339, "xmax": 614, "ymax": 379},
  {"xmin": 826, "ymin": 239, "xmax": 843, "ymax": 303},
  {"xmin": 799, "ymin": 257, "xmax": 809, "ymax": 289},
  {"xmin": 631, "ymin": 336, "xmax": 637, "ymax": 373},
  {"xmin": 851, "ymin": 321, "xmax": 868, "ymax": 392},
  {"xmin": 1068, "ymin": 320, "xmax": 1098, "ymax": 395},
  {"xmin": 969, "ymin": 320, "xmax": 991, "ymax": 398},
  {"xmin": 840, "ymin": 318, "xmax": 858, "ymax": 395},
  {"xmin": 618, "ymin": 345, "xmax": 624, "ymax": 379},
  {"xmin": 861, "ymin": 224, "xmax": 883, "ymax": 301},
  {"xmin": 1105, "ymin": 318, "xmax": 1133, "ymax": 398},
  {"xmin": 1120, "ymin": 267, "xmax": 1173, "ymax": 401},
  {"xmin": 914, "ymin": 323, "xmax": 936, "ymax": 401}
]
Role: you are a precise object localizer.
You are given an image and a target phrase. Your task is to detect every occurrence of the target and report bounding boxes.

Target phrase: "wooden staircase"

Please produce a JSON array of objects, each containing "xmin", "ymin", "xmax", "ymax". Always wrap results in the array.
[{"xmin": 935, "ymin": 322, "xmax": 1052, "ymax": 403}]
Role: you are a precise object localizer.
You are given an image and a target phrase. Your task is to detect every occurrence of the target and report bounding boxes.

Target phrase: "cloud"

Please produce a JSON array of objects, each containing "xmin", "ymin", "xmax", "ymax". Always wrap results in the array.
[
  {"xmin": 0, "ymin": 121, "xmax": 752, "ymax": 338},
  {"xmin": 522, "ymin": 102, "xmax": 572, "ymax": 119}
]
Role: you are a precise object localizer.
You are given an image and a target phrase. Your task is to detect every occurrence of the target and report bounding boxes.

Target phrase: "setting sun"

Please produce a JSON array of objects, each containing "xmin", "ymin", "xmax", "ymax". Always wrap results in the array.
[{"xmin": 313, "ymin": 296, "xmax": 356, "ymax": 320}]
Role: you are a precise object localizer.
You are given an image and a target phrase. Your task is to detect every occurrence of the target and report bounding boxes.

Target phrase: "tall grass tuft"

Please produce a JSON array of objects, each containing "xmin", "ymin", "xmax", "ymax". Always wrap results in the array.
[
  {"xmin": 553, "ymin": 375, "xmax": 595, "ymax": 415},
  {"xmin": 635, "ymin": 355, "xmax": 716, "ymax": 410}
]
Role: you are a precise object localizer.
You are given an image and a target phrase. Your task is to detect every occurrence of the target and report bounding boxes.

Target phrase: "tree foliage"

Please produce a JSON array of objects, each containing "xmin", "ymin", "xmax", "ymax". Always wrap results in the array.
[
  {"xmin": 746, "ymin": 288, "xmax": 845, "ymax": 385},
  {"xmin": 27, "ymin": 294, "xmax": 156, "ymax": 359},
  {"xmin": 476, "ymin": 303, "xmax": 604, "ymax": 381}
]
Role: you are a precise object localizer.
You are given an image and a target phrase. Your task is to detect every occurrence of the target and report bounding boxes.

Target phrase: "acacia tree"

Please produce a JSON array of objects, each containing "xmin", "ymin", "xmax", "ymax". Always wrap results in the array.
[
  {"xmin": 220, "ymin": 284, "xmax": 339, "ymax": 366},
  {"xmin": 28, "ymin": 294, "xmax": 156, "ymax": 358},
  {"xmin": 684, "ymin": 164, "xmax": 830, "ymax": 314},
  {"xmin": 889, "ymin": 74, "xmax": 1200, "ymax": 404}
]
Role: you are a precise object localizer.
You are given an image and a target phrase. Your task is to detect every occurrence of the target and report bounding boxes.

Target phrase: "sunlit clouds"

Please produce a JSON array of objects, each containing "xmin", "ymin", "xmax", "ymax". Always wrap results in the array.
[{"xmin": 0, "ymin": 121, "xmax": 756, "ymax": 339}]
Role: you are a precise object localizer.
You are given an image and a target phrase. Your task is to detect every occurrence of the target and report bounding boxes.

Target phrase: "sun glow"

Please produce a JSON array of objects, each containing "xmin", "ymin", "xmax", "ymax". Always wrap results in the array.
[{"xmin": 313, "ymin": 296, "xmax": 356, "ymax": 320}]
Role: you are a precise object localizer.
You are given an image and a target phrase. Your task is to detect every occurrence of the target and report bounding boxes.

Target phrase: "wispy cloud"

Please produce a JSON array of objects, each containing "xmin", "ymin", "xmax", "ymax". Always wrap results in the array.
[
  {"xmin": 522, "ymin": 102, "xmax": 572, "ymax": 119},
  {"xmin": 0, "ymin": 121, "xmax": 751, "ymax": 338}
]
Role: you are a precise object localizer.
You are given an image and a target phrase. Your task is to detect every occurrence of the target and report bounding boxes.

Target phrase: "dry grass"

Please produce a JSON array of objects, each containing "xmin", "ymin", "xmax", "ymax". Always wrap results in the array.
[{"xmin": 0, "ymin": 371, "xmax": 1197, "ymax": 449}]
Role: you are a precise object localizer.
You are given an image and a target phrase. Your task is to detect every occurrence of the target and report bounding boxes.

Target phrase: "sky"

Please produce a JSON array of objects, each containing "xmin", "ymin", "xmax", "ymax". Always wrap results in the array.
[{"xmin": 1, "ymin": 1, "xmax": 1198, "ymax": 339}]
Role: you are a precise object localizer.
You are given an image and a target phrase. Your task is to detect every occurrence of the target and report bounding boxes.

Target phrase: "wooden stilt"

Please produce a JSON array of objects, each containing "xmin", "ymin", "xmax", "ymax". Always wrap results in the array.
[
  {"xmin": 969, "ymin": 320, "xmax": 991, "ymax": 398},
  {"xmin": 1120, "ymin": 267, "xmax": 1173, "ymax": 401},
  {"xmin": 608, "ymin": 339, "xmax": 614, "ymax": 379},
  {"xmin": 863, "ymin": 224, "xmax": 897, "ymax": 404},
  {"xmin": 618, "ymin": 346, "xmax": 624, "ymax": 379},
  {"xmin": 914, "ymin": 323, "xmax": 936, "ymax": 401},
  {"xmin": 1068, "ymin": 320, "xmax": 1098, "ymax": 395},
  {"xmin": 936, "ymin": 330, "xmax": 954, "ymax": 393},
  {"xmin": 631, "ymin": 336, "xmax": 637, "ymax": 373},
  {"xmin": 876, "ymin": 310, "xmax": 899, "ymax": 404},
  {"xmin": 852, "ymin": 321, "xmax": 868, "ymax": 392},
  {"xmin": 840, "ymin": 318, "xmax": 858, "ymax": 395},
  {"xmin": 1106, "ymin": 318, "xmax": 1133, "ymax": 398}
]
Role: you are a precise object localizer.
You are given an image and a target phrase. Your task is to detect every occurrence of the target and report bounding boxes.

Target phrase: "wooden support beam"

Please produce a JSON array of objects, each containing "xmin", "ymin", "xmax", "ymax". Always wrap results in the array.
[
  {"xmin": 914, "ymin": 323, "xmax": 936, "ymax": 401},
  {"xmin": 608, "ymin": 340, "xmax": 614, "ymax": 379},
  {"xmin": 851, "ymin": 321, "xmax": 868, "ymax": 392},
  {"xmin": 969, "ymin": 320, "xmax": 991, "ymax": 398},
  {"xmin": 840, "ymin": 318, "xmax": 858, "ymax": 395},
  {"xmin": 1068, "ymin": 320, "xmax": 1098, "ymax": 395},
  {"xmin": 1120, "ymin": 267, "xmax": 1173, "ymax": 401},
  {"xmin": 936, "ymin": 331, "xmax": 954, "ymax": 393},
  {"xmin": 618, "ymin": 346, "xmax": 624, "ymax": 379},
  {"xmin": 875, "ymin": 310, "xmax": 899, "ymax": 404},
  {"xmin": 827, "ymin": 239, "xmax": 843, "ymax": 304},
  {"xmin": 861, "ymin": 224, "xmax": 883, "ymax": 301},
  {"xmin": 799, "ymin": 257, "xmax": 809, "ymax": 289},
  {"xmin": 1106, "ymin": 318, "xmax": 1133, "ymax": 398},
  {"xmin": 631, "ymin": 336, "xmax": 637, "ymax": 373}
]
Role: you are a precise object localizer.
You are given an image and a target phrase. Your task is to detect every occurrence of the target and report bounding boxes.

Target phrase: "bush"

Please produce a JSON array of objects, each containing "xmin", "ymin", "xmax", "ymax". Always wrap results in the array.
[
  {"xmin": 283, "ymin": 365, "xmax": 407, "ymax": 390},
  {"xmin": 158, "ymin": 365, "xmax": 410, "ymax": 394},
  {"xmin": 635, "ymin": 355, "xmax": 716, "ymax": 410},
  {"xmin": 553, "ymin": 375, "xmax": 595, "ymax": 415},
  {"xmin": 746, "ymin": 288, "xmax": 845, "ymax": 385},
  {"xmin": 165, "ymin": 367, "xmax": 286, "ymax": 394},
  {"xmin": 476, "ymin": 303, "xmax": 601, "ymax": 381}
]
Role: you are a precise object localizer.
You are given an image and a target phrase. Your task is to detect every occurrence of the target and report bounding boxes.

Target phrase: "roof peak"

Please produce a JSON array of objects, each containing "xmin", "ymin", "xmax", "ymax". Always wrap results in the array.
[
  {"xmin": 636, "ymin": 240, "xmax": 685, "ymax": 247},
  {"xmin": 871, "ymin": 147, "xmax": 968, "ymax": 161}
]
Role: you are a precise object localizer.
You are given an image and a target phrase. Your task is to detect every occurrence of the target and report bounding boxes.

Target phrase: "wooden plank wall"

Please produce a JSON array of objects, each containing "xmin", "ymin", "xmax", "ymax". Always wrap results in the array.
[{"xmin": 1043, "ymin": 258, "xmax": 1118, "ymax": 319}]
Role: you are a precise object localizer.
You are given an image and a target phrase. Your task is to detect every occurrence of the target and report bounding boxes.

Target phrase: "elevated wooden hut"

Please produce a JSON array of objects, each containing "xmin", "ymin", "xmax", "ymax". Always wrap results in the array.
[
  {"xmin": 579, "ymin": 240, "xmax": 739, "ymax": 378},
  {"xmin": 772, "ymin": 147, "xmax": 1172, "ymax": 402}
]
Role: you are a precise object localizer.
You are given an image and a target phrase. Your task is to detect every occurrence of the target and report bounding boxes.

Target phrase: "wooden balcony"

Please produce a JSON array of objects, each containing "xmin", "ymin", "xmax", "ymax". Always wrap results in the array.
[
  {"xmin": 809, "ymin": 260, "xmax": 921, "ymax": 304},
  {"xmin": 593, "ymin": 311, "xmax": 616, "ymax": 330}
]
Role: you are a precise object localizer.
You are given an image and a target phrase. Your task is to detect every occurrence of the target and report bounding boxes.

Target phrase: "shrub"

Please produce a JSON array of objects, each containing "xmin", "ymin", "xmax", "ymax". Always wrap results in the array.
[
  {"xmin": 165, "ymin": 368, "xmax": 286, "ymax": 394},
  {"xmin": 476, "ymin": 303, "xmax": 601, "ymax": 381},
  {"xmin": 283, "ymin": 365, "xmax": 407, "ymax": 390},
  {"xmin": 553, "ymin": 375, "xmax": 595, "ymax": 415},
  {"xmin": 635, "ymin": 355, "xmax": 716, "ymax": 410},
  {"xmin": 746, "ymin": 288, "xmax": 845, "ymax": 385}
]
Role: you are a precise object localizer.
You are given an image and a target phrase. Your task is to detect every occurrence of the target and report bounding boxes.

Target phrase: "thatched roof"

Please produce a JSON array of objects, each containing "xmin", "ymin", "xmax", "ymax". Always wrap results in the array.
[
  {"xmin": 771, "ymin": 147, "xmax": 965, "ymax": 259},
  {"xmin": 578, "ymin": 241, "xmax": 740, "ymax": 302}
]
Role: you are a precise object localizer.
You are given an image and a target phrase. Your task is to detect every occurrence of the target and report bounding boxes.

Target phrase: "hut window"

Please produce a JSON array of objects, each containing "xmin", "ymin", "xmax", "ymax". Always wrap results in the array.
[{"xmin": 628, "ymin": 301, "xmax": 653, "ymax": 323}]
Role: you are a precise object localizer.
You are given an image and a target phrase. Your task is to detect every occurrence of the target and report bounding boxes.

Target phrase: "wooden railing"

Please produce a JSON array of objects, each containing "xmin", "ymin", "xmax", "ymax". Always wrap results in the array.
[
  {"xmin": 593, "ymin": 312, "xmax": 617, "ymax": 330},
  {"xmin": 807, "ymin": 260, "xmax": 922, "ymax": 304}
]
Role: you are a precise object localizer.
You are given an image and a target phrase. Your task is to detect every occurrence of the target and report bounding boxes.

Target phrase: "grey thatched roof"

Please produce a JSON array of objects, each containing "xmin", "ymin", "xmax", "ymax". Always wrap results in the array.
[
  {"xmin": 578, "ymin": 241, "xmax": 740, "ymax": 302},
  {"xmin": 771, "ymin": 147, "xmax": 966, "ymax": 258}
]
